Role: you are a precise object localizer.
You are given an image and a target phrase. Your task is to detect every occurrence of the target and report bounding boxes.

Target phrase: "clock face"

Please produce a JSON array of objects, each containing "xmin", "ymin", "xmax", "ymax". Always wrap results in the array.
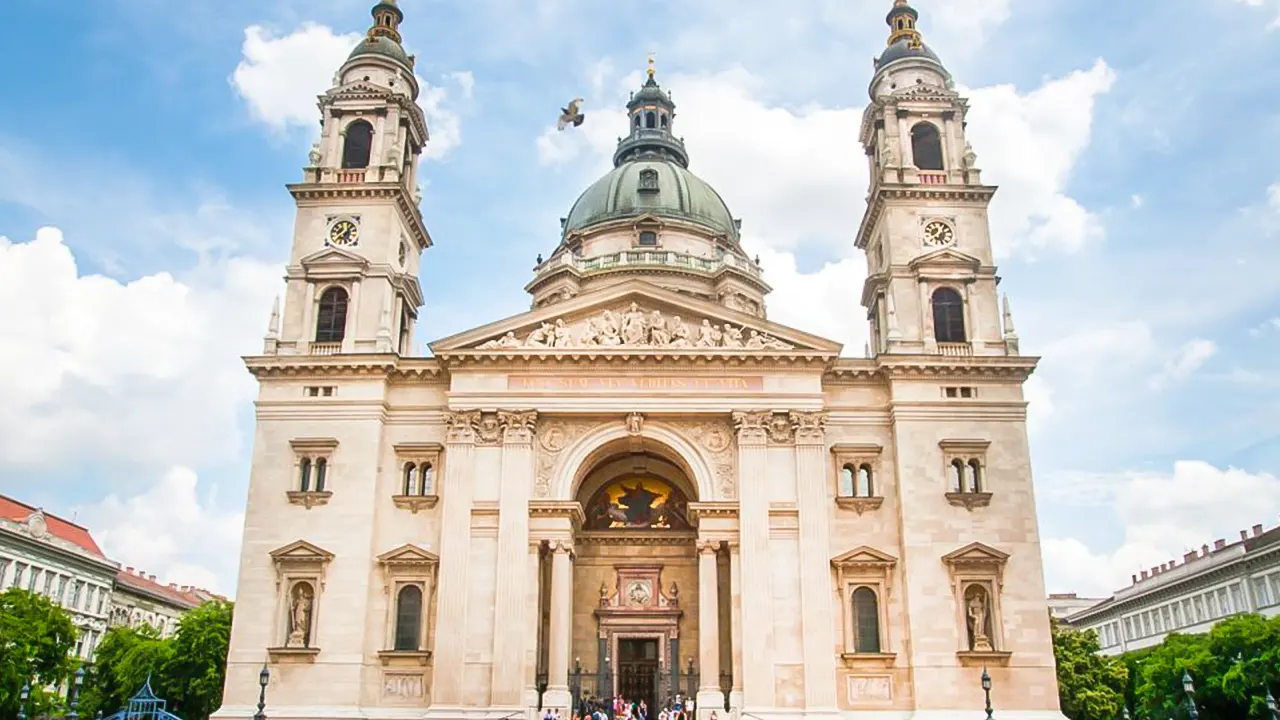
[
  {"xmin": 327, "ymin": 219, "xmax": 359, "ymax": 247},
  {"xmin": 922, "ymin": 220, "xmax": 954, "ymax": 248}
]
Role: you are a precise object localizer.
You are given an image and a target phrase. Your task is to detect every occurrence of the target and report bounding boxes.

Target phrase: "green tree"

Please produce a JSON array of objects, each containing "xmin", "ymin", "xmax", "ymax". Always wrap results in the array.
[
  {"xmin": 163, "ymin": 599, "xmax": 233, "ymax": 720},
  {"xmin": 0, "ymin": 587, "xmax": 78, "ymax": 717},
  {"xmin": 78, "ymin": 625, "xmax": 172, "ymax": 718},
  {"xmin": 1053, "ymin": 620, "xmax": 1129, "ymax": 720}
]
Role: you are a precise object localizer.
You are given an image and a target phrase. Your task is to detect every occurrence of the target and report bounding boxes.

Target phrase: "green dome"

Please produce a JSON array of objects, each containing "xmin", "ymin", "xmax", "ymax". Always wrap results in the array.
[
  {"xmin": 563, "ymin": 160, "xmax": 738, "ymax": 240},
  {"xmin": 347, "ymin": 35, "xmax": 412, "ymax": 68}
]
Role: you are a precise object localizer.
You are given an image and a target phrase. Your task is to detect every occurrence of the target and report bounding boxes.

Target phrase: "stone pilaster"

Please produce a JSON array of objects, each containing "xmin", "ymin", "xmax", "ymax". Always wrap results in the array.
[
  {"xmin": 547, "ymin": 540, "xmax": 575, "ymax": 706},
  {"xmin": 731, "ymin": 411, "xmax": 775, "ymax": 707},
  {"xmin": 523, "ymin": 539, "xmax": 543, "ymax": 706},
  {"xmin": 791, "ymin": 411, "xmax": 839, "ymax": 713},
  {"xmin": 728, "ymin": 541, "xmax": 743, "ymax": 707},
  {"xmin": 491, "ymin": 410, "xmax": 537, "ymax": 707},
  {"xmin": 430, "ymin": 411, "xmax": 479, "ymax": 707},
  {"xmin": 697, "ymin": 539, "xmax": 721, "ymax": 697}
]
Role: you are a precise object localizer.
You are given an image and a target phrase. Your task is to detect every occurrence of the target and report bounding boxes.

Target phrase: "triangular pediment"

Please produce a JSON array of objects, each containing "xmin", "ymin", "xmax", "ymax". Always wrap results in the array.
[
  {"xmin": 430, "ymin": 280, "xmax": 842, "ymax": 356},
  {"xmin": 329, "ymin": 81, "xmax": 394, "ymax": 101},
  {"xmin": 299, "ymin": 246, "xmax": 369, "ymax": 271},
  {"xmin": 377, "ymin": 543, "xmax": 439, "ymax": 566},
  {"xmin": 908, "ymin": 247, "xmax": 981, "ymax": 272},
  {"xmin": 270, "ymin": 539, "xmax": 335, "ymax": 563},
  {"xmin": 831, "ymin": 545, "xmax": 898, "ymax": 568},
  {"xmin": 942, "ymin": 542, "xmax": 1009, "ymax": 567}
]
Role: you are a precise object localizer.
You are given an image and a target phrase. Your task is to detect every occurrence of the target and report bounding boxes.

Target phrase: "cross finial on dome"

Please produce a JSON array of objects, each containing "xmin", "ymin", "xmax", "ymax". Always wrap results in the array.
[{"xmin": 647, "ymin": 52, "xmax": 656, "ymax": 81}]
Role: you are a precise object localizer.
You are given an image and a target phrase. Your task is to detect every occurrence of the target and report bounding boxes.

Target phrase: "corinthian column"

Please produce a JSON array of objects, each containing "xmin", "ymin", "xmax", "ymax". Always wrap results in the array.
[
  {"xmin": 791, "ymin": 411, "xmax": 838, "ymax": 712},
  {"xmin": 547, "ymin": 540, "xmax": 574, "ymax": 706},
  {"xmin": 431, "ymin": 411, "xmax": 479, "ymax": 707},
  {"xmin": 731, "ymin": 411, "xmax": 775, "ymax": 708},
  {"xmin": 697, "ymin": 539, "xmax": 721, "ymax": 697},
  {"xmin": 491, "ymin": 410, "xmax": 537, "ymax": 707}
]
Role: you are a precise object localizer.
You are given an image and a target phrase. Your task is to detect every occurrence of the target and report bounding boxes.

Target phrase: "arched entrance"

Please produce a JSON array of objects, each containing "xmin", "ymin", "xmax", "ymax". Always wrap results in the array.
[{"xmin": 561, "ymin": 438, "xmax": 704, "ymax": 715}]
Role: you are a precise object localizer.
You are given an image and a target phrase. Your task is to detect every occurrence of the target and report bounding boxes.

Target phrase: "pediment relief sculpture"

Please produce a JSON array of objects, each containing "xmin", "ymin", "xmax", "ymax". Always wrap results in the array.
[{"xmin": 475, "ymin": 302, "xmax": 794, "ymax": 351}]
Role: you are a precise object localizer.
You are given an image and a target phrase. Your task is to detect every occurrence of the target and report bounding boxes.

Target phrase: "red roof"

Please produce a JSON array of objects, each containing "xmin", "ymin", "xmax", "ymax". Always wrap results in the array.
[
  {"xmin": 0, "ymin": 495, "xmax": 106, "ymax": 557},
  {"xmin": 113, "ymin": 568, "xmax": 208, "ymax": 610}
]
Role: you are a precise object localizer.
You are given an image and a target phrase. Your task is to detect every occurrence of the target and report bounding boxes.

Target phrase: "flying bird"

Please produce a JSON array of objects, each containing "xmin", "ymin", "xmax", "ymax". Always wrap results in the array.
[{"xmin": 557, "ymin": 98, "xmax": 585, "ymax": 131}]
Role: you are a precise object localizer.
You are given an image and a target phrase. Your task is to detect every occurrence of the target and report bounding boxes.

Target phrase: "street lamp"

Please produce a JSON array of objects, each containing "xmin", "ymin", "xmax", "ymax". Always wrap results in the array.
[
  {"xmin": 1182, "ymin": 671, "xmax": 1198, "ymax": 720},
  {"xmin": 981, "ymin": 666, "xmax": 993, "ymax": 720},
  {"xmin": 1122, "ymin": 705, "xmax": 1131, "ymax": 720},
  {"xmin": 68, "ymin": 666, "xmax": 86, "ymax": 720},
  {"xmin": 17, "ymin": 681, "xmax": 29, "ymax": 720},
  {"xmin": 254, "ymin": 663, "xmax": 270, "ymax": 720},
  {"xmin": 1266, "ymin": 688, "xmax": 1278, "ymax": 720}
]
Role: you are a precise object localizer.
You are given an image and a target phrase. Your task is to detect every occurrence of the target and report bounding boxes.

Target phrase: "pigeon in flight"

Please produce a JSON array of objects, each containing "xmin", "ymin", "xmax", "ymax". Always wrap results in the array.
[{"xmin": 557, "ymin": 98, "xmax": 585, "ymax": 131}]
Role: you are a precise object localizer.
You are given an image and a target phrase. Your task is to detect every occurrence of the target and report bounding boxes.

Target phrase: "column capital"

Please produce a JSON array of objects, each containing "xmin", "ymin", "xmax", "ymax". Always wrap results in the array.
[
  {"xmin": 445, "ymin": 410, "xmax": 481, "ymax": 444},
  {"xmin": 732, "ymin": 411, "xmax": 771, "ymax": 446},
  {"xmin": 499, "ymin": 410, "xmax": 538, "ymax": 444},
  {"xmin": 790, "ymin": 410, "xmax": 828, "ymax": 446},
  {"xmin": 550, "ymin": 539, "xmax": 575, "ymax": 556},
  {"xmin": 696, "ymin": 538, "xmax": 721, "ymax": 555}
]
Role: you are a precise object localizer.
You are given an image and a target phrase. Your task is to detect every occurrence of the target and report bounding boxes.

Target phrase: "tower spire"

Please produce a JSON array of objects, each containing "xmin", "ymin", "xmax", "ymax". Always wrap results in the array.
[
  {"xmin": 367, "ymin": 0, "xmax": 405, "ymax": 45},
  {"xmin": 886, "ymin": 0, "xmax": 924, "ymax": 48},
  {"xmin": 646, "ymin": 52, "xmax": 656, "ymax": 82}
]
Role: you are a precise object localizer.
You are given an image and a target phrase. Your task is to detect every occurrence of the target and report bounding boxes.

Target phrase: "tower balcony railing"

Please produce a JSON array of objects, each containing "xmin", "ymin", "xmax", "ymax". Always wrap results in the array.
[
  {"xmin": 918, "ymin": 171, "xmax": 947, "ymax": 185},
  {"xmin": 534, "ymin": 248, "xmax": 763, "ymax": 282},
  {"xmin": 336, "ymin": 169, "xmax": 367, "ymax": 183},
  {"xmin": 309, "ymin": 342, "xmax": 343, "ymax": 356},
  {"xmin": 937, "ymin": 342, "xmax": 973, "ymax": 357}
]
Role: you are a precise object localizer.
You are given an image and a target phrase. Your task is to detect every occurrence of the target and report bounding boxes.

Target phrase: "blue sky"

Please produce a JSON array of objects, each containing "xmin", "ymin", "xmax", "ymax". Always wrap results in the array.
[{"xmin": 1, "ymin": 0, "xmax": 1278, "ymax": 597}]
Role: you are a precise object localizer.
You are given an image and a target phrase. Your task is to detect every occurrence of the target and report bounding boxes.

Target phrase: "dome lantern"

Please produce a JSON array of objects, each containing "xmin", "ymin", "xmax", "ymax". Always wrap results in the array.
[{"xmin": 615, "ymin": 56, "xmax": 689, "ymax": 168}]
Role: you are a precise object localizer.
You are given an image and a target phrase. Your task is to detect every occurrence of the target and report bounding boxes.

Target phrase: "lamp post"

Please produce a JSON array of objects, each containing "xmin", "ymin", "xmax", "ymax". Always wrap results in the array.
[
  {"xmin": 1267, "ymin": 688, "xmax": 1278, "ymax": 720},
  {"xmin": 981, "ymin": 666, "xmax": 993, "ymax": 720},
  {"xmin": 254, "ymin": 663, "xmax": 270, "ymax": 720},
  {"xmin": 1121, "ymin": 705, "xmax": 1131, "ymax": 720},
  {"xmin": 17, "ymin": 681, "xmax": 29, "ymax": 720},
  {"xmin": 68, "ymin": 666, "xmax": 86, "ymax": 720},
  {"xmin": 1181, "ymin": 671, "xmax": 1198, "ymax": 720}
]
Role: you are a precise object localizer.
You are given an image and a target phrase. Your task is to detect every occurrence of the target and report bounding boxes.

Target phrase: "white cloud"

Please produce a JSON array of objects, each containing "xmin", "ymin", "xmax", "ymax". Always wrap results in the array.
[
  {"xmin": 1248, "ymin": 317, "xmax": 1280, "ymax": 337},
  {"xmin": 1043, "ymin": 461, "xmax": 1280, "ymax": 596},
  {"xmin": 76, "ymin": 467, "xmax": 244, "ymax": 594},
  {"xmin": 1268, "ymin": 181, "xmax": 1280, "ymax": 212},
  {"xmin": 535, "ymin": 61, "xmax": 1113, "ymax": 349},
  {"xmin": 1131, "ymin": 194, "xmax": 1144, "ymax": 208},
  {"xmin": 1148, "ymin": 338, "xmax": 1218, "ymax": 390},
  {"xmin": 1235, "ymin": 0, "xmax": 1280, "ymax": 29},
  {"xmin": 230, "ymin": 24, "xmax": 469, "ymax": 159},
  {"xmin": 0, "ymin": 227, "xmax": 279, "ymax": 471},
  {"xmin": 1024, "ymin": 375, "xmax": 1055, "ymax": 435}
]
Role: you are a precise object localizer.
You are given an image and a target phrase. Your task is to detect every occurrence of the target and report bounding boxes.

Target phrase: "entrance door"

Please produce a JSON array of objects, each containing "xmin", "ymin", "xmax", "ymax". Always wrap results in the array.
[{"xmin": 617, "ymin": 638, "xmax": 659, "ymax": 712}]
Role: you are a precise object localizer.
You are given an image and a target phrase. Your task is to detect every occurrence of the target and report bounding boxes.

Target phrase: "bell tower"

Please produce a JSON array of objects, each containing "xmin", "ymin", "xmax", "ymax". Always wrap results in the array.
[
  {"xmin": 855, "ymin": 0, "xmax": 1019, "ymax": 358},
  {"xmin": 265, "ymin": 0, "xmax": 432, "ymax": 357}
]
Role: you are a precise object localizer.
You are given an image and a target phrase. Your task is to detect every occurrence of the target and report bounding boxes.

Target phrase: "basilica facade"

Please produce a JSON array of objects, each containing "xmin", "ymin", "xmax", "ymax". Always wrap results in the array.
[{"xmin": 214, "ymin": 1, "xmax": 1064, "ymax": 719}]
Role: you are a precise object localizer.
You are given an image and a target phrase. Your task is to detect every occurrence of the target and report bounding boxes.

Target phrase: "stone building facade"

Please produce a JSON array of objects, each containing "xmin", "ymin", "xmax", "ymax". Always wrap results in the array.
[
  {"xmin": 215, "ymin": 1, "xmax": 1065, "ymax": 718},
  {"xmin": 1067, "ymin": 522, "xmax": 1280, "ymax": 656},
  {"xmin": 109, "ymin": 566, "xmax": 207, "ymax": 638}
]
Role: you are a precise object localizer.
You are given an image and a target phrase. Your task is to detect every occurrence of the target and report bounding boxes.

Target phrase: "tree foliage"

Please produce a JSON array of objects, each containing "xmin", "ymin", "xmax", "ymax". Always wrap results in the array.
[
  {"xmin": 1054, "ymin": 619, "xmax": 1129, "ymax": 720},
  {"xmin": 0, "ymin": 588, "xmax": 78, "ymax": 718},
  {"xmin": 79, "ymin": 599, "xmax": 233, "ymax": 720}
]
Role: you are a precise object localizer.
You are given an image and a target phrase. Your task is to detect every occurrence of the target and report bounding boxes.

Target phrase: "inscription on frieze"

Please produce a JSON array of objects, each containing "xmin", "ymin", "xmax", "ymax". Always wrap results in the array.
[{"xmin": 509, "ymin": 375, "xmax": 764, "ymax": 392}]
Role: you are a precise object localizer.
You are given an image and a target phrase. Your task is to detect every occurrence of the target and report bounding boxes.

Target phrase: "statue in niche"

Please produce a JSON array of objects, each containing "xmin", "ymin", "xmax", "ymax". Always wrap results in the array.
[
  {"xmin": 669, "ymin": 581, "xmax": 680, "ymax": 606},
  {"xmin": 599, "ymin": 580, "xmax": 612, "ymax": 607},
  {"xmin": 287, "ymin": 582, "xmax": 314, "ymax": 647},
  {"xmin": 966, "ymin": 585, "xmax": 994, "ymax": 652}
]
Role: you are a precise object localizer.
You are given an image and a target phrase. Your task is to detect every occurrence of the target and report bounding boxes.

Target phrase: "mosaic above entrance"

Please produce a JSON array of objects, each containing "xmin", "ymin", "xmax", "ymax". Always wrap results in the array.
[
  {"xmin": 475, "ymin": 303, "xmax": 795, "ymax": 350},
  {"xmin": 584, "ymin": 476, "xmax": 691, "ymax": 531}
]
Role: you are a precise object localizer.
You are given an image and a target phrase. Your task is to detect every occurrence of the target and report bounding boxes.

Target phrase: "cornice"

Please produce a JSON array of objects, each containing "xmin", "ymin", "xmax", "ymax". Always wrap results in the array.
[
  {"xmin": 244, "ymin": 354, "xmax": 449, "ymax": 381},
  {"xmin": 525, "ymin": 261, "xmax": 771, "ymax": 297},
  {"xmin": 287, "ymin": 182, "xmax": 431, "ymax": 251},
  {"xmin": 432, "ymin": 349, "xmax": 836, "ymax": 369},
  {"xmin": 876, "ymin": 355, "xmax": 1039, "ymax": 381}
]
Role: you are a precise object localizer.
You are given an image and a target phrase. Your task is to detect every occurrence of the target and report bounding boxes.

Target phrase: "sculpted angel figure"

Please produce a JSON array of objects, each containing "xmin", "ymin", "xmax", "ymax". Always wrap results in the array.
[
  {"xmin": 648, "ymin": 310, "xmax": 670, "ymax": 345},
  {"xmin": 668, "ymin": 316, "xmax": 691, "ymax": 347},
  {"xmin": 695, "ymin": 319, "xmax": 721, "ymax": 347},
  {"xmin": 524, "ymin": 322, "xmax": 554, "ymax": 347},
  {"xmin": 621, "ymin": 303, "xmax": 648, "ymax": 345},
  {"xmin": 721, "ymin": 324, "xmax": 744, "ymax": 348},
  {"xmin": 552, "ymin": 319, "xmax": 574, "ymax": 347}
]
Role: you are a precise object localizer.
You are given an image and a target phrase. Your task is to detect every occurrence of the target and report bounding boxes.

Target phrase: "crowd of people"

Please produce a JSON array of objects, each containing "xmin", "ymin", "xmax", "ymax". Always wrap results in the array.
[{"xmin": 544, "ymin": 693, "xmax": 718, "ymax": 720}]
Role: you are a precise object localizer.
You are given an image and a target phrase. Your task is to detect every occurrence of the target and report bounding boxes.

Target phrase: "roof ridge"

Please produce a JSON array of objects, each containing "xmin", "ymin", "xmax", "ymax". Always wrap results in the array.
[{"xmin": 0, "ymin": 493, "xmax": 93, "ymax": 531}]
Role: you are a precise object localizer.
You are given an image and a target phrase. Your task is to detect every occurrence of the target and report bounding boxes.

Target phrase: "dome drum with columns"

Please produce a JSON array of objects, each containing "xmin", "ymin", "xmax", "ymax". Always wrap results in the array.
[{"xmin": 218, "ymin": 3, "xmax": 1064, "ymax": 720}]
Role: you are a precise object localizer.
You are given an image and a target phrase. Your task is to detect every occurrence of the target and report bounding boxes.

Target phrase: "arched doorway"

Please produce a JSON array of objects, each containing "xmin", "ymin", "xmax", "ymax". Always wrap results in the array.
[{"xmin": 565, "ymin": 440, "xmax": 701, "ymax": 714}]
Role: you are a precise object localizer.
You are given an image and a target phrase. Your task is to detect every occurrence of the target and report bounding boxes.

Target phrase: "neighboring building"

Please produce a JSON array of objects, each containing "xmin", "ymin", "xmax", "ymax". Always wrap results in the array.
[
  {"xmin": 217, "ymin": 2, "xmax": 1064, "ymax": 719},
  {"xmin": 0, "ymin": 496, "xmax": 117, "ymax": 661},
  {"xmin": 109, "ymin": 566, "xmax": 208, "ymax": 638},
  {"xmin": 1067, "ymin": 522, "xmax": 1280, "ymax": 656},
  {"xmin": 1047, "ymin": 593, "xmax": 1105, "ymax": 621}
]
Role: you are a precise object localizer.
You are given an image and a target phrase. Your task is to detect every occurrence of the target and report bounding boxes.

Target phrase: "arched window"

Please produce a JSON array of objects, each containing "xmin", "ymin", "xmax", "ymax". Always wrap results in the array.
[
  {"xmin": 420, "ymin": 464, "xmax": 434, "ymax": 494},
  {"xmin": 660, "ymin": 114, "xmax": 669, "ymax": 128},
  {"xmin": 634, "ymin": 114, "xmax": 641, "ymax": 128},
  {"xmin": 299, "ymin": 458, "xmax": 312, "ymax": 491},
  {"xmin": 403, "ymin": 463, "xmax": 418, "ymax": 496},
  {"xmin": 967, "ymin": 459, "xmax": 983, "ymax": 493},
  {"xmin": 315, "ymin": 287, "xmax": 349, "ymax": 343},
  {"xmin": 911, "ymin": 122, "xmax": 944, "ymax": 171},
  {"xmin": 341, "ymin": 120, "xmax": 374, "ymax": 169},
  {"xmin": 314, "ymin": 458, "xmax": 327, "ymax": 492},
  {"xmin": 857, "ymin": 465, "xmax": 874, "ymax": 497},
  {"xmin": 852, "ymin": 587, "xmax": 881, "ymax": 653},
  {"xmin": 839, "ymin": 465, "xmax": 855, "ymax": 498},
  {"xmin": 645, "ymin": 111, "xmax": 656, "ymax": 129},
  {"xmin": 394, "ymin": 585, "xmax": 423, "ymax": 650},
  {"xmin": 932, "ymin": 288, "xmax": 966, "ymax": 343},
  {"xmin": 951, "ymin": 459, "xmax": 966, "ymax": 493}
]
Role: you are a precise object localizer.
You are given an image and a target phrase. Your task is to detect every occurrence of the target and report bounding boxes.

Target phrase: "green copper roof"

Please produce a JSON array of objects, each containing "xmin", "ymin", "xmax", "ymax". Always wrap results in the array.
[
  {"xmin": 563, "ymin": 159, "xmax": 738, "ymax": 240},
  {"xmin": 347, "ymin": 35, "xmax": 412, "ymax": 68}
]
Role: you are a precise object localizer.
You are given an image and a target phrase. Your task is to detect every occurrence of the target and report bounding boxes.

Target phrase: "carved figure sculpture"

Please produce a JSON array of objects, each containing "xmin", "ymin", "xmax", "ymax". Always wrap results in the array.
[
  {"xmin": 695, "ymin": 319, "xmax": 721, "ymax": 347},
  {"xmin": 966, "ymin": 586, "xmax": 993, "ymax": 652},
  {"xmin": 599, "ymin": 310, "xmax": 622, "ymax": 345},
  {"xmin": 669, "ymin": 316, "xmax": 691, "ymax": 347},
  {"xmin": 524, "ymin": 322, "xmax": 554, "ymax": 347},
  {"xmin": 648, "ymin": 310, "xmax": 670, "ymax": 345},
  {"xmin": 621, "ymin": 303, "xmax": 647, "ymax": 345},
  {"xmin": 552, "ymin": 319, "xmax": 574, "ymax": 347},
  {"xmin": 308, "ymin": 142, "xmax": 322, "ymax": 167},
  {"xmin": 287, "ymin": 582, "xmax": 314, "ymax": 647},
  {"xmin": 599, "ymin": 581, "xmax": 611, "ymax": 607},
  {"xmin": 721, "ymin": 324, "xmax": 744, "ymax": 348},
  {"xmin": 962, "ymin": 142, "xmax": 978, "ymax": 169}
]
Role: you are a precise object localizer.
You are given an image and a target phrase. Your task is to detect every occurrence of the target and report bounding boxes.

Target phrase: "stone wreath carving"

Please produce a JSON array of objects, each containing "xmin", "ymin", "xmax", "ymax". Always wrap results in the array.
[
  {"xmin": 533, "ymin": 418, "xmax": 595, "ymax": 498},
  {"xmin": 476, "ymin": 303, "xmax": 794, "ymax": 351}
]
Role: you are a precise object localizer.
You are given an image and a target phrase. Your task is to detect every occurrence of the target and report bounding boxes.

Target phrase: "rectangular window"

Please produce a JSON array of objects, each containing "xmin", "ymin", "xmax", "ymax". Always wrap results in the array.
[
  {"xmin": 0, "ymin": 558, "xmax": 9, "ymax": 588},
  {"xmin": 57, "ymin": 576, "xmax": 68, "ymax": 604},
  {"xmin": 1231, "ymin": 584, "xmax": 1245, "ymax": 613},
  {"xmin": 1193, "ymin": 596, "xmax": 1204, "ymax": 621},
  {"xmin": 42, "ymin": 571, "xmax": 53, "ymax": 596},
  {"xmin": 27, "ymin": 568, "xmax": 39, "ymax": 592},
  {"xmin": 70, "ymin": 580, "xmax": 83, "ymax": 609},
  {"xmin": 12, "ymin": 563, "xmax": 26, "ymax": 589},
  {"xmin": 97, "ymin": 591, "xmax": 106, "ymax": 615},
  {"xmin": 1124, "ymin": 617, "xmax": 1134, "ymax": 640}
]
